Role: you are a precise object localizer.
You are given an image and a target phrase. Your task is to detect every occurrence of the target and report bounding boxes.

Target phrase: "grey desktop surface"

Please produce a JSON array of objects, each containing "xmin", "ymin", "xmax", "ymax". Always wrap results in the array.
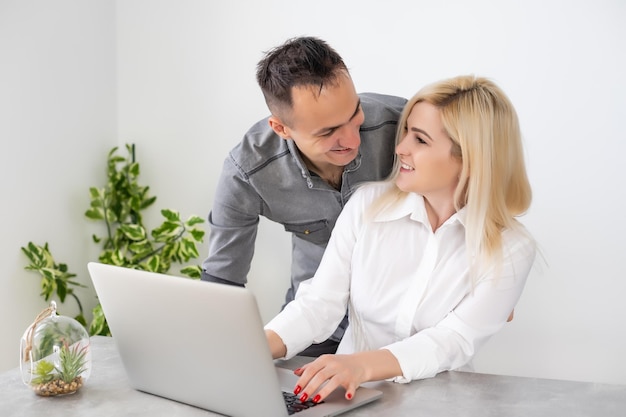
[{"xmin": 1, "ymin": 336, "xmax": 624, "ymax": 417}]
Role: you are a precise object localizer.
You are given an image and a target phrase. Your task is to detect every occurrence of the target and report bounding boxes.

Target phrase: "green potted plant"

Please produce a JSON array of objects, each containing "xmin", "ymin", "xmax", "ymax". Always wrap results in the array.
[{"xmin": 21, "ymin": 144, "xmax": 205, "ymax": 336}]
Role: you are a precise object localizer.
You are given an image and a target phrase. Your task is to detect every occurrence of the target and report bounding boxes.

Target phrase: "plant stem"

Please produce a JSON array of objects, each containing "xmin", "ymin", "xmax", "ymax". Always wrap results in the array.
[
  {"xmin": 103, "ymin": 205, "xmax": 114, "ymax": 248},
  {"xmin": 69, "ymin": 292, "xmax": 84, "ymax": 317}
]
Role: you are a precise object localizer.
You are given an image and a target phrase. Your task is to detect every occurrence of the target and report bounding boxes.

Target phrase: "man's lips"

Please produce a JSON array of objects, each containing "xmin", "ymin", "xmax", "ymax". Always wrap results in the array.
[{"xmin": 331, "ymin": 148, "xmax": 355, "ymax": 154}]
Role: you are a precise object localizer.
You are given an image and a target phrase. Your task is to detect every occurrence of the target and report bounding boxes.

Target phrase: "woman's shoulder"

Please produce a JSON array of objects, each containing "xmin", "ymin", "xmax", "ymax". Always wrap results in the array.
[
  {"xmin": 502, "ymin": 223, "xmax": 537, "ymax": 258},
  {"xmin": 351, "ymin": 181, "xmax": 396, "ymax": 202},
  {"xmin": 347, "ymin": 181, "xmax": 407, "ymax": 222}
]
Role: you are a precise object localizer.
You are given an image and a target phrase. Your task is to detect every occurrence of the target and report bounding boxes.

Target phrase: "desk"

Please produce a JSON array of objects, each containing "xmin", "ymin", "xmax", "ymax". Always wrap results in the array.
[{"xmin": 1, "ymin": 336, "xmax": 624, "ymax": 416}]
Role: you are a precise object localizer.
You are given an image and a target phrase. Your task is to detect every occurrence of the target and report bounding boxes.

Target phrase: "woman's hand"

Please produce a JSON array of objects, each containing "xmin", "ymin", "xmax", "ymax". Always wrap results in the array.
[
  {"xmin": 265, "ymin": 330, "xmax": 287, "ymax": 359},
  {"xmin": 293, "ymin": 350, "xmax": 401, "ymax": 403}
]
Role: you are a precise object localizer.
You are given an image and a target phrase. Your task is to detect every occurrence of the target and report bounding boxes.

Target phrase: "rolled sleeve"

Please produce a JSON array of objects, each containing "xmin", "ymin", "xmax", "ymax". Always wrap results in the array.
[
  {"xmin": 265, "ymin": 278, "xmax": 349, "ymax": 359},
  {"xmin": 383, "ymin": 337, "xmax": 440, "ymax": 383}
]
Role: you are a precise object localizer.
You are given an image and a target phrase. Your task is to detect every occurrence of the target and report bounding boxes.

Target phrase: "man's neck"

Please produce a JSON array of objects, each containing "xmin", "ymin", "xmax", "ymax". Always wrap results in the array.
[{"xmin": 302, "ymin": 156, "xmax": 344, "ymax": 190}]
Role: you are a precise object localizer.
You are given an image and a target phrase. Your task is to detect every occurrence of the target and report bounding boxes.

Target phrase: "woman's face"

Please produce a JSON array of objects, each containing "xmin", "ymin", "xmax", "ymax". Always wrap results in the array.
[{"xmin": 395, "ymin": 101, "xmax": 462, "ymax": 200}]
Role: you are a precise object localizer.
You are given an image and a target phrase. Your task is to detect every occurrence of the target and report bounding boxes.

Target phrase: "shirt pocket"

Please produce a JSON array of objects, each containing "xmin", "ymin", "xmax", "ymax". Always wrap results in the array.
[{"xmin": 283, "ymin": 219, "xmax": 331, "ymax": 245}]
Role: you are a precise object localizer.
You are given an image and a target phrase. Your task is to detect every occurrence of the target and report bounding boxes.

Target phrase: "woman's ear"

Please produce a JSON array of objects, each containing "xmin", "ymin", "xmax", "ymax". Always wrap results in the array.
[{"xmin": 268, "ymin": 116, "xmax": 291, "ymax": 140}]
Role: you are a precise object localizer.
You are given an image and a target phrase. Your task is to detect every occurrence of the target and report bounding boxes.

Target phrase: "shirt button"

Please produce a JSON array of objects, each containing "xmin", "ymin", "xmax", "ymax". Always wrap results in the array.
[{"xmin": 304, "ymin": 230, "xmax": 310, "ymax": 235}]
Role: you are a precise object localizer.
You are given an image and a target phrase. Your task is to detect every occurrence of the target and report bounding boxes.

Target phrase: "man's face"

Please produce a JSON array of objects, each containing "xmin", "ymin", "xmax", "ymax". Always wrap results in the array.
[{"xmin": 270, "ymin": 73, "xmax": 364, "ymax": 173}]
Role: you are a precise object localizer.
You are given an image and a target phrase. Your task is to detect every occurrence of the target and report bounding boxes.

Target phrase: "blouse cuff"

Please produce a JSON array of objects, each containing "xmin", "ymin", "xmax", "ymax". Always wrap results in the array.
[
  {"xmin": 383, "ymin": 336, "xmax": 440, "ymax": 383},
  {"xmin": 264, "ymin": 317, "xmax": 313, "ymax": 360}
]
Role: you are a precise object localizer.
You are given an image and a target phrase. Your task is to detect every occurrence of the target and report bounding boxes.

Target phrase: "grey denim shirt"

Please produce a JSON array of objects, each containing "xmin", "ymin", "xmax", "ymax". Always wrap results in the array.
[{"xmin": 201, "ymin": 92, "xmax": 406, "ymax": 341}]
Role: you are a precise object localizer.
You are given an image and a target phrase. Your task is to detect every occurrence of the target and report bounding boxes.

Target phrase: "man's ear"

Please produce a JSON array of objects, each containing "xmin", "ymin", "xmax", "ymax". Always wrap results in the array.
[{"xmin": 268, "ymin": 116, "xmax": 291, "ymax": 140}]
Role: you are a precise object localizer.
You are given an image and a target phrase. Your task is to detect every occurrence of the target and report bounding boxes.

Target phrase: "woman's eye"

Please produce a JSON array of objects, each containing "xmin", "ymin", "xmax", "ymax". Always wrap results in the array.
[{"xmin": 415, "ymin": 136, "xmax": 426, "ymax": 144}]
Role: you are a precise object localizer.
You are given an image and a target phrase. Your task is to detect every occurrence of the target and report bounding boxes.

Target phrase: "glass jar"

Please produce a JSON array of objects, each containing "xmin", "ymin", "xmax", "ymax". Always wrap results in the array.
[{"xmin": 20, "ymin": 301, "xmax": 91, "ymax": 396}]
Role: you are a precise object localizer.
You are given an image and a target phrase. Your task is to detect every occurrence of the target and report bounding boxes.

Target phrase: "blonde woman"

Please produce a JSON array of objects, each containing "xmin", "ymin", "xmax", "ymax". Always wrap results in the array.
[{"xmin": 265, "ymin": 75, "xmax": 536, "ymax": 404}]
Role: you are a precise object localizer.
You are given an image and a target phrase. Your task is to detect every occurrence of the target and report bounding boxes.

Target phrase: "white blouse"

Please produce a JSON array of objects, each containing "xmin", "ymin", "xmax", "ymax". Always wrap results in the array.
[{"xmin": 265, "ymin": 181, "xmax": 536, "ymax": 382}]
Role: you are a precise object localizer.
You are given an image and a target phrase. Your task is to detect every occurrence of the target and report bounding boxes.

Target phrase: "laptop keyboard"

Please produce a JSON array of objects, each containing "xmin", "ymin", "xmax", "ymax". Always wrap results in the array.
[{"xmin": 283, "ymin": 391, "xmax": 324, "ymax": 415}]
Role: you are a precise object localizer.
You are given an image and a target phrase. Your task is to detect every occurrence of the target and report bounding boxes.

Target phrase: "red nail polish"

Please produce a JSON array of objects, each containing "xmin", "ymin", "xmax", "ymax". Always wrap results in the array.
[
  {"xmin": 313, "ymin": 394, "xmax": 321, "ymax": 403},
  {"xmin": 300, "ymin": 393, "xmax": 308, "ymax": 402},
  {"xmin": 294, "ymin": 368, "xmax": 302, "ymax": 374},
  {"xmin": 346, "ymin": 393, "xmax": 353, "ymax": 400},
  {"xmin": 293, "ymin": 385, "xmax": 302, "ymax": 395}
]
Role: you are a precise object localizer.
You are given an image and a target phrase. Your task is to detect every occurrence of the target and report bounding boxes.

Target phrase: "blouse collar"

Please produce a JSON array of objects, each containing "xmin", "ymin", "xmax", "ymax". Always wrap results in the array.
[{"xmin": 373, "ymin": 191, "xmax": 467, "ymax": 229}]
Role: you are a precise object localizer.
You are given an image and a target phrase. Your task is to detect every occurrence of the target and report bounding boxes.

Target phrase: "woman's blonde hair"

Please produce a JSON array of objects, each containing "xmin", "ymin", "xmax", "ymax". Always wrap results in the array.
[{"xmin": 374, "ymin": 75, "xmax": 532, "ymax": 275}]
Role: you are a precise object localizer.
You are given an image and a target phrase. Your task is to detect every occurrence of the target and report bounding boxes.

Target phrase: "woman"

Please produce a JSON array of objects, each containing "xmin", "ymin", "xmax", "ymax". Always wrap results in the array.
[{"xmin": 265, "ymin": 75, "xmax": 536, "ymax": 404}]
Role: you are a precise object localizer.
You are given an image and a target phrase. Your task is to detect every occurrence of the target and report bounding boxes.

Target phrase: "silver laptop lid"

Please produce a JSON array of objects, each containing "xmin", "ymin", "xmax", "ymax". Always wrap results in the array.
[
  {"xmin": 88, "ymin": 262, "xmax": 288, "ymax": 417},
  {"xmin": 88, "ymin": 262, "xmax": 382, "ymax": 417}
]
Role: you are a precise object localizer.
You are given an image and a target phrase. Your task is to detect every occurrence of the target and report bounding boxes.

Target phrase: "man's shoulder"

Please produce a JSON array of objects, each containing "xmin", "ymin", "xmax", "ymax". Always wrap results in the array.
[
  {"xmin": 359, "ymin": 92, "xmax": 407, "ymax": 107},
  {"xmin": 359, "ymin": 92, "xmax": 407, "ymax": 112},
  {"xmin": 229, "ymin": 117, "xmax": 290, "ymax": 172},
  {"xmin": 358, "ymin": 93, "xmax": 407, "ymax": 129}
]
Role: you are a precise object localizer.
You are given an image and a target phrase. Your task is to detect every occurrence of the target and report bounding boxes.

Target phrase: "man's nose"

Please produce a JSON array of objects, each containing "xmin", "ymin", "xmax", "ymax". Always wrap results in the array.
[{"xmin": 338, "ymin": 125, "xmax": 361, "ymax": 149}]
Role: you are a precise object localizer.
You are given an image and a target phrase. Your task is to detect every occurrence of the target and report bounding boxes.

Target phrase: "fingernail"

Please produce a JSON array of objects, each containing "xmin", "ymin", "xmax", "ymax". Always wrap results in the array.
[
  {"xmin": 346, "ymin": 393, "xmax": 353, "ymax": 400},
  {"xmin": 293, "ymin": 385, "xmax": 302, "ymax": 395},
  {"xmin": 300, "ymin": 393, "xmax": 308, "ymax": 402},
  {"xmin": 313, "ymin": 394, "xmax": 322, "ymax": 403},
  {"xmin": 294, "ymin": 368, "xmax": 302, "ymax": 374}
]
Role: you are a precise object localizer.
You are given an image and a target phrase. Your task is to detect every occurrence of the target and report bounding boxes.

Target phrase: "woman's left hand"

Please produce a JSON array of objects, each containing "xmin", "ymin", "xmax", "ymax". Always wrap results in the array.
[{"xmin": 292, "ymin": 354, "xmax": 368, "ymax": 403}]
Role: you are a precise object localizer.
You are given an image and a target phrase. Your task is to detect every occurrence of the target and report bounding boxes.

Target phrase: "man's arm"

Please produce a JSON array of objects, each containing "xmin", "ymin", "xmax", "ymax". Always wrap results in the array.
[
  {"xmin": 201, "ymin": 271, "xmax": 245, "ymax": 287},
  {"xmin": 201, "ymin": 157, "xmax": 261, "ymax": 286}
]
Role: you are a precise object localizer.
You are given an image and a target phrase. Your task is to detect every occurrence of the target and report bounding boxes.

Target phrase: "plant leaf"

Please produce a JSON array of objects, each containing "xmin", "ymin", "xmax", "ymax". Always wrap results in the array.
[
  {"xmin": 185, "ymin": 215, "xmax": 205, "ymax": 226},
  {"xmin": 146, "ymin": 256, "xmax": 160, "ymax": 272},
  {"xmin": 180, "ymin": 265, "xmax": 202, "ymax": 279},
  {"xmin": 190, "ymin": 229, "xmax": 205, "ymax": 242},
  {"xmin": 161, "ymin": 209, "xmax": 180, "ymax": 222},
  {"xmin": 120, "ymin": 224, "xmax": 147, "ymax": 241}
]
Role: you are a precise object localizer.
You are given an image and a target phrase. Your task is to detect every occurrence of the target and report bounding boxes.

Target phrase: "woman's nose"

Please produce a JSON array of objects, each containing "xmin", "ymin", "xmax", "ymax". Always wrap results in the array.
[{"xmin": 395, "ymin": 135, "xmax": 408, "ymax": 155}]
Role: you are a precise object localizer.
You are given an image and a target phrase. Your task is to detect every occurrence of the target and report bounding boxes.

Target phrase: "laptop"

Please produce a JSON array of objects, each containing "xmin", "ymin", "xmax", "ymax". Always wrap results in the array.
[{"xmin": 87, "ymin": 262, "xmax": 382, "ymax": 417}]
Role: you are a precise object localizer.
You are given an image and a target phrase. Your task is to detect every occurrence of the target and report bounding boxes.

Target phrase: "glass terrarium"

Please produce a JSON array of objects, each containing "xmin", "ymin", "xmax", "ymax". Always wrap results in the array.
[{"xmin": 20, "ymin": 301, "xmax": 92, "ymax": 396}]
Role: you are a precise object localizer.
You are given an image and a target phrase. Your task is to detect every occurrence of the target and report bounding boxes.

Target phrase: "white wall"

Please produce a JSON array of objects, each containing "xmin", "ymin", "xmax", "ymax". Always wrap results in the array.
[
  {"xmin": 2, "ymin": 0, "xmax": 625, "ymax": 385},
  {"xmin": 0, "ymin": 0, "xmax": 116, "ymax": 372}
]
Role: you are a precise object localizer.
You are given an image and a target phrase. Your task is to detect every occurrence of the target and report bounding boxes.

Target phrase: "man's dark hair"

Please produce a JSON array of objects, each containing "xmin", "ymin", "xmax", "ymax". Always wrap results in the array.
[{"xmin": 256, "ymin": 36, "xmax": 349, "ymax": 120}]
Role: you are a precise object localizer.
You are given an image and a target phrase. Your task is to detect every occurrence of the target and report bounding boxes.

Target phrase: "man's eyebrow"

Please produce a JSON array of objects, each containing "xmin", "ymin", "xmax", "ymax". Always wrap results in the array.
[
  {"xmin": 348, "ymin": 98, "xmax": 362, "ymax": 121},
  {"xmin": 313, "ymin": 99, "xmax": 362, "ymax": 136}
]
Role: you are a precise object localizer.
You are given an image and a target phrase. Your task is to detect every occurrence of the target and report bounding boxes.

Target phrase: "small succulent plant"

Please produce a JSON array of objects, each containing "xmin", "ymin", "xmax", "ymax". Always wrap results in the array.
[
  {"xmin": 30, "ymin": 360, "xmax": 55, "ymax": 385},
  {"xmin": 56, "ymin": 341, "xmax": 88, "ymax": 383},
  {"xmin": 29, "ymin": 341, "xmax": 89, "ymax": 396}
]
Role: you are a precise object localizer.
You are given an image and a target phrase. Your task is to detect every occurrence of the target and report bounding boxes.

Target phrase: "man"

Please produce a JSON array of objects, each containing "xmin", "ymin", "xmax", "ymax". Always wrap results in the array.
[{"xmin": 201, "ymin": 36, "xmax": 406, "ymax": 356}]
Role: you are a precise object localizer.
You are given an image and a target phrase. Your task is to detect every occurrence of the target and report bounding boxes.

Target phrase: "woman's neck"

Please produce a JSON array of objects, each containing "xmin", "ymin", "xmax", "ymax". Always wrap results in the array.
[{"xmin": 423, "ymin": 195, "xmax": 457, "ymax": 232}]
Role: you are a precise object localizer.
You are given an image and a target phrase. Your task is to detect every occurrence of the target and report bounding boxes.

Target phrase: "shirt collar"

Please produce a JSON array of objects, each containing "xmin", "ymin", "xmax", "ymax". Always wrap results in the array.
[
  {"xmin": 373, "ymin": 191, "xmax": 467, "ymax": 228},
  {"xmin": 286, "ymin": 140, "xmax": 309, "ymax": 177}
]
